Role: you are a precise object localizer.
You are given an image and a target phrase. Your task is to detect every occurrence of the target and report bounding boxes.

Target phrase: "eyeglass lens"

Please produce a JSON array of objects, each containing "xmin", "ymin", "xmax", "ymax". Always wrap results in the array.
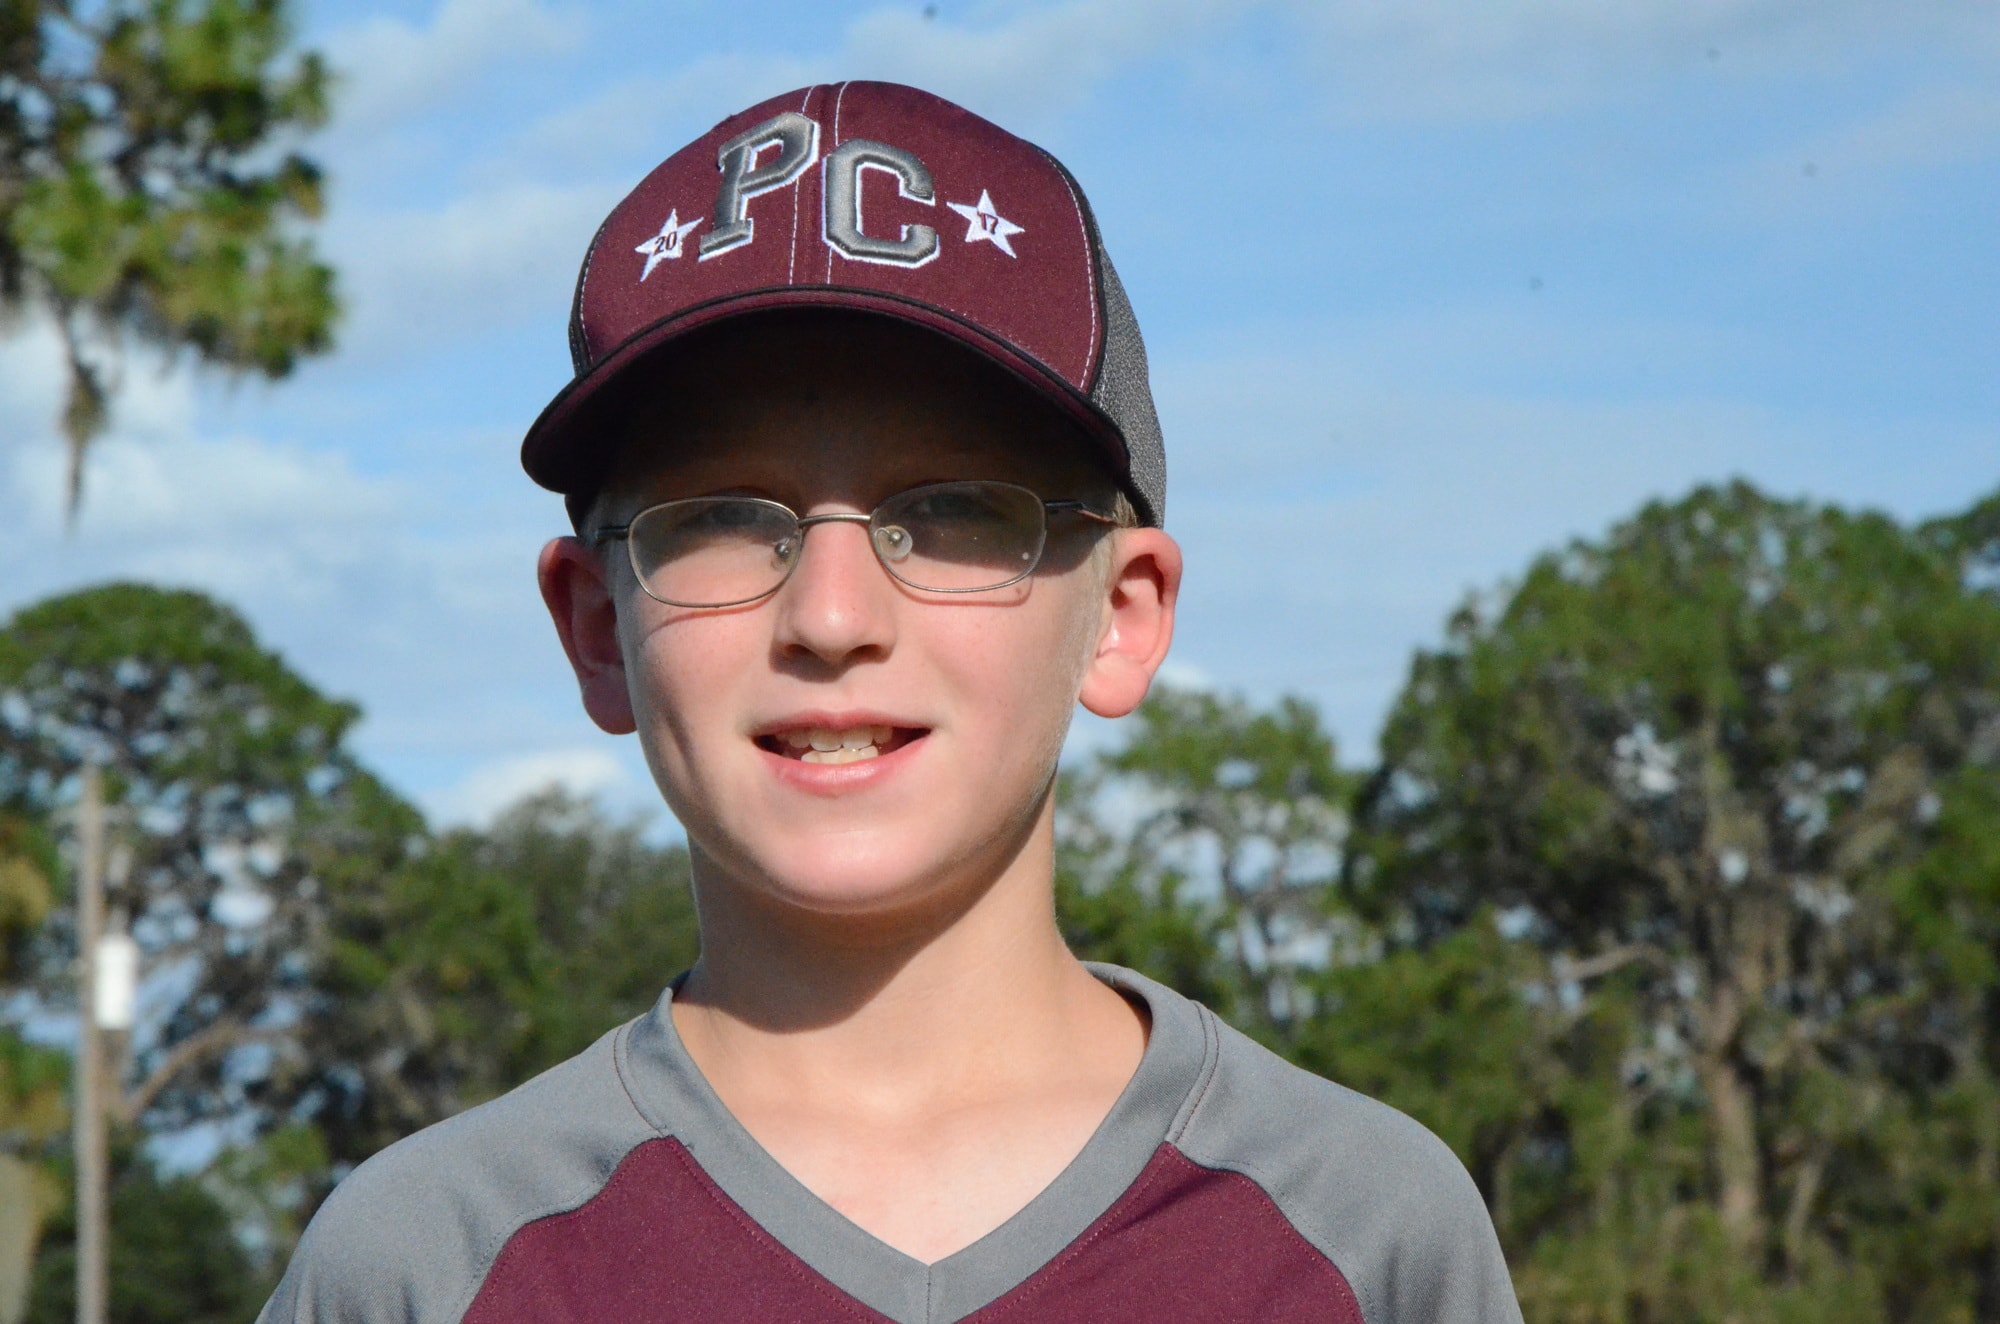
[{"xmin": 625, "ymin": 481, "xmax": 1052, "ymax": 607}]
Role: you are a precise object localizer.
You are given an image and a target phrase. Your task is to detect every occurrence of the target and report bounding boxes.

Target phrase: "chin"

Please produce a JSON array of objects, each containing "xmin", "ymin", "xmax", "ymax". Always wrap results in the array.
[{"xmin": 746, "ymin": 839, "xmax": 971, "ymax": 918}]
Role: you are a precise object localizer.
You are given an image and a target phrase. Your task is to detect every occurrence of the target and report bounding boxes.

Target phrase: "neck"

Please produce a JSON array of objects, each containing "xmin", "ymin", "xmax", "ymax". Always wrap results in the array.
[{"xmin": 672, "ymin": 791, "xmax": 1126, "ymax": 1102}]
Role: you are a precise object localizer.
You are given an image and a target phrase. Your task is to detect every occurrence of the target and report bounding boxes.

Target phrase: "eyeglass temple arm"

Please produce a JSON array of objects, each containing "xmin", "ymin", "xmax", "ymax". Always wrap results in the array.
[
  {"xmin": 1045, "ymin": 501, "xmax": 1119, "ymax": 526},
  {"xmin": 586, "ymin": 525, "xmax": 632, "ymax": 548}
]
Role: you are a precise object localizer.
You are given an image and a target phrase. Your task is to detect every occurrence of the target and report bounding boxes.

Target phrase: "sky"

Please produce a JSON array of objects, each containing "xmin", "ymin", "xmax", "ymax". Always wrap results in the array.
[{"xmin": 2, "ymin": 0, "xmax": 1995, "ymax": 831}]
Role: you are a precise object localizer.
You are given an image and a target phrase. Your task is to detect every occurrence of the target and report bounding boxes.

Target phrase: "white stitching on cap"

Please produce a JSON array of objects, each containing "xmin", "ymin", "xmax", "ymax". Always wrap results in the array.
[
  {"xmin": 1048, "ymin": 162, "xmax": 1098, "ymax": 386},
  {"xmin": 824, "ymin": 80, "xmax": 851, "ymax": 283},
  {"xmin": 787, "ymin": 85, "xmax": 815, "ymax": 286},
  {"xmin": 574, "ymin": 214, "xmax": 605, "ymax": 366}
]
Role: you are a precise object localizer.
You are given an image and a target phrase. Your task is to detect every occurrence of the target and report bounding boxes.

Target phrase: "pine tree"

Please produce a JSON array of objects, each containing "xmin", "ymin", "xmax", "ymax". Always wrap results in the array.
[{"xmin": 0, "ymin": 0, "xmax": 336, "ymax": 518}]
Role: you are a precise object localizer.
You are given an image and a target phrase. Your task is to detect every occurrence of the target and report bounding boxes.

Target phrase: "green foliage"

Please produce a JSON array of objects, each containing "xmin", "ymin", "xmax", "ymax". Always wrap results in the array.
[
  {"xmin": 0, "ymin": 815, "xmax": 53, "ymax": 974},
  {"xmin": 0, "ymin": 583, "xmax": 703, "ymax": 1281},
  {"xmin": 0, "ymin": 583, "xmax": 415, "ymax": 1146},
  {"xmin": 1340, "ymin": 482, "xmax": 2000, "ymax": 1319},
  {"xmin": 200, "ymin": 1122, "xmax": 327, "ymax": 1276},
  {"xmin": 23, "ymin": 1147, "xmax": 268, "ymax": 1324},
  {"xmin": 0, "ymin": 0, "xmax": 336, "ymax": 514},
  {"xmin": 313, "ymin": 788, "xmax": 700, "ymax": 1165},
  {"xmin": 1062, "ymin": 481, "xmax": 2000, "ymax": 1320},
  {"xmin": 1060, "ymin": 689, "xmax": 1354, "ymax": 1038},
  {"xmin": 0, "ymin": 1035, "xmax": 66, "ymax": 1156},
  {"xmin": 1056, "ymin": 863, "xmax": 1229, "ymax": 1013},
  {"xmin": 0, "ymin": 815, "xmax": 62, "ymax": 1322}
]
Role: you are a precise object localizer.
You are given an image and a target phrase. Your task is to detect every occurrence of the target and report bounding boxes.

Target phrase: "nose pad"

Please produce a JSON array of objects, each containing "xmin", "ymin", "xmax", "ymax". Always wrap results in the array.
[
  {"xmin": 873, "ymin": 523, "xmax": 915, "ymax": 563},
  {"xmin": 772, "ymin": 534, "xmax": 801, "ymax": 570}
]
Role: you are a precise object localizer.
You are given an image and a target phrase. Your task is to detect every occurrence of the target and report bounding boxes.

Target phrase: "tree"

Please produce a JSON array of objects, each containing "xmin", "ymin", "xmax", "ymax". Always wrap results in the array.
[
  {"xmin": 0, "ymin": 583, "xmax": 704, "ymax": 1275},
  {"xmin": 23, "ymin": 1144, "xmax": 267, "ymax": 1324},
  {"xmin": 0, "ymin": 583, "xmax": 416, "ymax": 1157},
  {"xmin": 1056, "ymin": 688, "xmax": 1354, "ymax": 1044},
  {"xmin": 313, "ymin": 788, "xmax": 701, "ymax": 1166},
  {"xmin": 0, "ymin": 814, "xmax": 64, "ymax": 1324},
  {"xmin": 1343, "ymin": 481, "xmax": 2000, "ymax": 1318},
  {"xmin": 0, "ymin": 0, "xmax": 336, "ymax": 517},
  {"xmin": 1057, "ymin": 481, "xmax": 2000, "ymax": 1318}
]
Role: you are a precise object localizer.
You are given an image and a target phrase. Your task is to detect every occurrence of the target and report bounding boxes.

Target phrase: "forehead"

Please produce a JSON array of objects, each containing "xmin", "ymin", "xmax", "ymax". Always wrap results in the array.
[{"xmin": 597, "ymin": 312, "xmax": 1108, "ymax": 509}]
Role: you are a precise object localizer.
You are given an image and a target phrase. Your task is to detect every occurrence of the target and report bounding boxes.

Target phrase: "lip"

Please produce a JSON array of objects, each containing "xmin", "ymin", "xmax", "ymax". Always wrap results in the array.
[{"xmin": 750, "ymin": 710, "xmax": 931, "ymax": 796}]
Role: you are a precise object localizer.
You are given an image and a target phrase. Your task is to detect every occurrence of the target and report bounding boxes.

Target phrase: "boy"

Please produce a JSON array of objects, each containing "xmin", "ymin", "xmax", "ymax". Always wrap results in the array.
[{"xmin": 261, "ymin": 82, "xmax": 1522, "ymax": 1323}]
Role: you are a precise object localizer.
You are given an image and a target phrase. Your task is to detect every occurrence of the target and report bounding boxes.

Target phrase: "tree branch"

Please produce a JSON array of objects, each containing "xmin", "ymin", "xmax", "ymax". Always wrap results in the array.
[
  {"xmin": 116, "ymin": 1018, "xmax": 284, "ymax": 1126},
  {"xmin": 1556, "ymin": 943, "xmax": 1668, "ymax": 983}
]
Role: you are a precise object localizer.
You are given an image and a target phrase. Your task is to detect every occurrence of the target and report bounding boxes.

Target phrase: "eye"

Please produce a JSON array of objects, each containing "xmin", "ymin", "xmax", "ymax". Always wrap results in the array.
[
  {"xmin": 907, "ymin": 488, "xmax": 1009, "ymax": 525},
  {"xmin": 692, "ymin": 501, "xmax": 780, "ymax": 533}
]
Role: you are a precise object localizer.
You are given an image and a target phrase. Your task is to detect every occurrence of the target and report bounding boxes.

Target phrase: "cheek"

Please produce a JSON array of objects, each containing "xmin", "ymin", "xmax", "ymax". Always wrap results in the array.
[
  {"xmin": 619, "ymin": 612, "xmax": 753, "ymax": 784},
  {"xmin": 930, "ymin": 581, "xmax": 1098, "ymax": 758}
]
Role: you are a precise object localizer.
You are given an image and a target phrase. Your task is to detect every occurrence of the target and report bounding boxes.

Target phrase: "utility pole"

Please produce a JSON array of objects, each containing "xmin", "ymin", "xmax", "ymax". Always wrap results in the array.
[{"xmin": 73, "ymin": 764, "xmax": 107, "ymax": 1324}]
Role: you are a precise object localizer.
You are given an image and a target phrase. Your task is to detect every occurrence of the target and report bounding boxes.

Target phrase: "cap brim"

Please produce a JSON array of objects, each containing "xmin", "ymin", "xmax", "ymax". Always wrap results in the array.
[{"xmin": 520, "ymin": 287, "xmax": 1133, "ymax": 509}]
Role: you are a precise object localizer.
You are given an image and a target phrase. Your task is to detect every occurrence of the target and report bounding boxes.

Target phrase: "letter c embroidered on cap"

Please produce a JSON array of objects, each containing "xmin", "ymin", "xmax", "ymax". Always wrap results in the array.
[{"xmin": 821, "ymin": 139, "xmax": 940, "ymax": 268}]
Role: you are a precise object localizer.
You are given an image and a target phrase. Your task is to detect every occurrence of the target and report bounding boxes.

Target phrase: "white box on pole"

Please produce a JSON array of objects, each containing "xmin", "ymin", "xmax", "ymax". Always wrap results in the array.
[{"xmin": 92, "ymin": 934, "xmax": 138, "ymax": 1031}]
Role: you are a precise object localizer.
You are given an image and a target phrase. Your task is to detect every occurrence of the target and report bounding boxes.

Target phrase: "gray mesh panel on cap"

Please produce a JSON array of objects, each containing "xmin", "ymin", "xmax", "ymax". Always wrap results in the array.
[{"xmin": 1090, "ymin": 249, "xmax": 1166, "ymax": 527}]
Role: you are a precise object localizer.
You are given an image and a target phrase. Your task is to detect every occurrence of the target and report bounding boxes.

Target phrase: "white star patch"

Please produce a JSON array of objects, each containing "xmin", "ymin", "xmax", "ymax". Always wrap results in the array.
[
  {"xmin": 635, "ymin": 209, "xmax": 703, "ymax": 280},
  {"xmin": 946, "ymin": 190, "xmax": 1024, "ymax": 258}
]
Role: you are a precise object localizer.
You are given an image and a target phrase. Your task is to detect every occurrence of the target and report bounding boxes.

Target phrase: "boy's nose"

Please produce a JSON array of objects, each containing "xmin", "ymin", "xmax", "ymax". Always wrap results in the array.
[{"xmin": 769, "ymin": 516, "xmax": 897, "ymax": 669}]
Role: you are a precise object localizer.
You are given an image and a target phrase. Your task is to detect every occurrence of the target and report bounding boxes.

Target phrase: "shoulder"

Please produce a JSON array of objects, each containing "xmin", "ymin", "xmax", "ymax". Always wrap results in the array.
[
  {"xmin": 1169, "ymin": 1007, "xmax": 1522, "ymax": 1324},
  {"xmin": 257, "ymin": 1021, "xmax": 657, "ymax": 1324}
]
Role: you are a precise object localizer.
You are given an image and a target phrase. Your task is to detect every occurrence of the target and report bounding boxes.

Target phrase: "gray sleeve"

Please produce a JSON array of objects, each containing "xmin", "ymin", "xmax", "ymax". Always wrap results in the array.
[
  {"xmin": 256, "ymin": 1024, "xmax": 656, "ymax": 1324},
  {"xmin": 1169, "ymin": 1011, "xmax": 1523, "ymax": 1324}
]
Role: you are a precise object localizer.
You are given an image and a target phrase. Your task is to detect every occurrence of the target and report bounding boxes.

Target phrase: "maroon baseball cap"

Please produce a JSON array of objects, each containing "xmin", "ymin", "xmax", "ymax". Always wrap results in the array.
[{"xmin": 520, "ymin": 81, "xmax": 1166, "ymax": 526}]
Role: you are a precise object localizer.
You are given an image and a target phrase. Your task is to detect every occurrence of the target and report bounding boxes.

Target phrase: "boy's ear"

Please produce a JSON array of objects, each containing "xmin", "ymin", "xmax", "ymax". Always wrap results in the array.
[
  {"xmin": 538, "ymin": 537, "xmax": 638, "ymax": 735},
  {"xmin": 1078, "ymin": 528, "xmax": 1182, "ymax": 720}
]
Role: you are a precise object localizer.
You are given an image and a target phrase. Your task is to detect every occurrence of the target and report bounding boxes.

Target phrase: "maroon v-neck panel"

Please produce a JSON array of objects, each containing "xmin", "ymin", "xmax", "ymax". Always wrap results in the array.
[
  {"xmin": 465, "ymin": 1140, "xmax": 1361, "ymax": 1324},
  {"xmin": 964, "ymin": 1147, "xmax": 1362, "ymax": 1323},
  {"xmin": 463, "ymin": 1138, "xmax": 895, "ymax": 1324},
  {"xmin": 462, "ymin": 1144, "xmax": 1360, "ymax": 1324}
]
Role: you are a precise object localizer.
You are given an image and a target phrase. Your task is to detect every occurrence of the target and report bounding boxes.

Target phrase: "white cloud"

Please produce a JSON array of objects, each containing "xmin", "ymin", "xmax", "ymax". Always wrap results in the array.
[
  {"xmin": 0, "ymin": 320, "xmax": 202, "ymax": 454},
  {"xmin": 3, "ymin": 416, "xmax": 405, "ymax": 607},
  {"xmin": 507, "ymin": 53, "xmax": 819, "ymax": 179},
  {"xmin": 833, "ymin": 0, "xmax": 1237, "ymax": 126},
  {"xmin": 0, "ymin": 398, "xmax": 612, "ymax": 823},
  {"xmin": 1743, "ymin": 83, "xmax": 2000, "ymax": 200},
  {"xmin": 425, "ymin": 746, "xmax": 641, "ymax": 826},
  {"xmin": 494, "ymin": 0, "xmax": 2000, "ymax": 172},
  {"xmin": 1821, "ymin": 85, "xmax": 2000, "ymax": 174},
  {"xmin": 325, "ymin": 0, "xmax": 580, "ymax": 135},
  {"xmin": 1154, "ymin": 659, "xmax": 1214, "ymax": 691},
  {"xmin": 1286, "ymin": 0, "xmax": 1997, "ymax": 123},
  {"xmin": 0, "ymin": 318, "xmax": 389, "ymax": 546},
  {"xmin": 507, "ymin": 0, "xmax": 1239, "ymax": 179},
  {"xmin": 330, "ymin": 0, "xmax": 1242, "ymax": 359},
  {"xmin": 329, "ymin": 178, "xmax": 619, "ymax": 359},
  {"xmin": 1147, "ymin": 318, "xmax": 1996, "ymax": 753}
]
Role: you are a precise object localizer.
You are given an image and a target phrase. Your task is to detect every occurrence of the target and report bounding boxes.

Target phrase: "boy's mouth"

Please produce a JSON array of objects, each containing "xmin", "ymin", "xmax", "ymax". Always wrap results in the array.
[{"xmin": 755, "ymin": 724, "xmax": 926, "ymax": 765}]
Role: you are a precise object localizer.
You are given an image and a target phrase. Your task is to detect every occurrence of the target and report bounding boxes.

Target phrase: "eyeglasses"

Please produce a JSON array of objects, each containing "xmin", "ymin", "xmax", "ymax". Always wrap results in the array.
[{"xmin": 590, "ymin": 480, "xmax": 1117, "ymax": 609}]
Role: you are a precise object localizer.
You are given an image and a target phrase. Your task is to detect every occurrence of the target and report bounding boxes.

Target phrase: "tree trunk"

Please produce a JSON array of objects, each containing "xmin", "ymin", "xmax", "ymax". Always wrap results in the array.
[
  {"xmin": 1702, "ymin": 1048, "xmax": 1763, "ymax": 1249},
  {"xmin": 0, "ymin": 1154, "xmax": 50, "ymax": 1324}
]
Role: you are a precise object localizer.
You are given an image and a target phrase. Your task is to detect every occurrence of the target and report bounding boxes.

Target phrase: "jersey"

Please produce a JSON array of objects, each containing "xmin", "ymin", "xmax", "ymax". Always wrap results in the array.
[{"xmin": 257, "ymin": 965, "xmax": 1522, "ymax": 1323}]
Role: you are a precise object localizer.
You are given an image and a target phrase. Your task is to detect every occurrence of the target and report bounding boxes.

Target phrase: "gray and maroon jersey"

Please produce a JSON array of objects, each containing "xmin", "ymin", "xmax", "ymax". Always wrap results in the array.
[{"xmin": 260, "ymin": 966, "xmax": 1521, "ymax": 1323}]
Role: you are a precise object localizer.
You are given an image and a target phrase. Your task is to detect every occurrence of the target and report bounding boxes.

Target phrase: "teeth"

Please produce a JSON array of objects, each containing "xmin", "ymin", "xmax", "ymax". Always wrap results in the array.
[
  {"xmin": 801, "ymin": 746, "xmax": 880, "ymax": 764},
  {"xmin": 775, "ymin": 724, "xmax": 901, "ymax": 763}
]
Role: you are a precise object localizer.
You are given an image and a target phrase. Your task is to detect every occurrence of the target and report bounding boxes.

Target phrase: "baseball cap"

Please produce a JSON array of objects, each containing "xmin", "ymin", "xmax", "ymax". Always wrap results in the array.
[{"xmin": 520, "ymin": 81, "xmax": 1167, "ymax": 527}]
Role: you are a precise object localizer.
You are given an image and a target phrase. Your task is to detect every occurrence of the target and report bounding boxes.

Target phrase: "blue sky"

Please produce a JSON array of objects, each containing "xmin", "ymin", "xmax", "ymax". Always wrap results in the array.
[{"xmin": 2, "ymin": 0, "xmax": 1995, "ymax": 828}]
